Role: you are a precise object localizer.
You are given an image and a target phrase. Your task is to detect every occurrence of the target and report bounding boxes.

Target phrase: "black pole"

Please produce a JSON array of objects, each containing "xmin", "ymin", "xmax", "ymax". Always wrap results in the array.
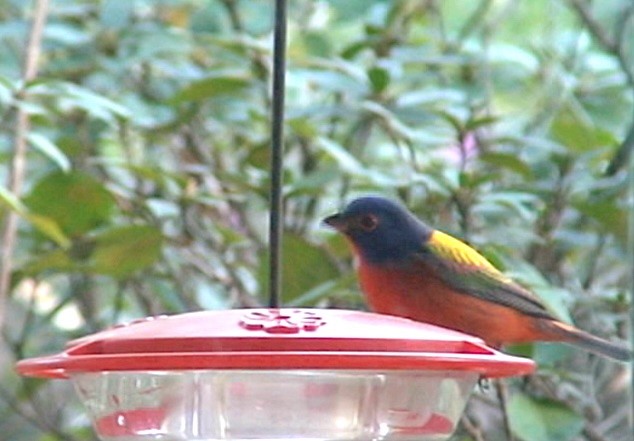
[
  {"xmin": 268, "ymin": 0, "xmax": 287, "ymax": 308},
  {"xmin": 630, "ymin": 124, "xmax": 634, "ymax": 428}
]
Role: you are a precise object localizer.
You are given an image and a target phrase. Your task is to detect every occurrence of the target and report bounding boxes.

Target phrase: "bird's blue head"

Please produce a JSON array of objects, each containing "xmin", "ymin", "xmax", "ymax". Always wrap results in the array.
[{"xmin": 323, "ymin": 196, "xmax": 432, "ymax": 264}]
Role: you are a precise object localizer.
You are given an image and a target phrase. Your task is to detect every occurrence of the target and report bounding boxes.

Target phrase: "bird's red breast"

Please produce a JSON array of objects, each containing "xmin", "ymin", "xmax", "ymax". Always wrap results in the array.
[{"xmin": 356, "ymin": 255, "xmax": 549, "ymax": 348}]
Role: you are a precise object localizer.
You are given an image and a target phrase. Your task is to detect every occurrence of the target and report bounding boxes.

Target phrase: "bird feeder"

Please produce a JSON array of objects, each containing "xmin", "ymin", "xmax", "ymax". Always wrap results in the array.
[
  {"xmin": 17, "ymin": 308, "xmax": 534, "ymax": 440},
  {"xmin": 17, "ymin": 2, "xmax": 534, "ymax": 440}
]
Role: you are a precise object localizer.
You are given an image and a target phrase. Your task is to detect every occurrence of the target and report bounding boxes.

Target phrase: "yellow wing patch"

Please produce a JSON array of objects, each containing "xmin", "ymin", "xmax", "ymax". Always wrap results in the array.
[{"xmin": 429, "ymin": 230, "xmax": 505, "ymax": 275}]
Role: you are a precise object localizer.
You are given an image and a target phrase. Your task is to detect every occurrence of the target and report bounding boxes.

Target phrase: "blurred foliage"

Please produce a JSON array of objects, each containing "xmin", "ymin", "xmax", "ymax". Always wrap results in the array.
[{"xmin": 0, "ymin": 0, "xmax": 633, "ymax": 440}]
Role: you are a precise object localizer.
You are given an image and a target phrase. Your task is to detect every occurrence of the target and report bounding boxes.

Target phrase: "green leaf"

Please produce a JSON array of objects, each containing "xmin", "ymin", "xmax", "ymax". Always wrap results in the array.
[
  {"xmin": 574, "ymin": 199, "xmax": 627, "ymax": 241},
  {"xmin": 550, "ymin": 108, "xmax": 615, "ymax": 152},
  {"xmin": 171, "ymin": 74, "xmax": 251, "ymax": 103},
  {"xmin": 91, "ymin": 225, "xmax": 163, "ymax": 278},
  {"xmin": 26, "ymin": 213, "xmax": 73, "ymax": 248},
  {"xmin": 477, "ymin": 191, "xmax": 540, "ymax": 221},
  {"xmin": 435, "ymin": 109, "xmax": 465, "ymax": 132},
  {"xmin": 479, "ymin": 152, "xmax": 532, "ymax": 178},
  {"xmin": 300, "ymin": 32, "xmax": 332, "ymax": 57},
  {"xmin": 24, "ymin": 171, "xmax": 116, "ymax": 237},
  {"xmin": 396, "ymin": 88, "xmax": 464, "ymax": 108},
  {"xmin": 0, "ymin": 185, "xmax": 28, "ymax": 216},
  {"xmin": 509, "ymin": 393, "xmax": 584, "ymax": 441},
  {"xmin": 341, "ymin": 40, "xmax": 371, "ymax": 59},
  {"xmin": 361, "ymin": 101, "xmax": 414, "ymax": 139},
  {"xmin": 316, "ymin": 137, "xmax": 364, "ymax": 174},
  {"xmin": 22, "ymin": 225, "xmax": 162, "ymax": 278},
  {"xmin": 464, "ymin": 115, "xmax": 499, "ymax": 131},
  {"xmin": 0, "ymin": 74, "xmax": 15, "ymax": 106},
  {"xmin": 258, "ymin": 233, "xmax": 339, "ymax": 304},
  {"xmin": 316, "ymin": 137, "xmax": 397, "ymax": 186},
  {"xmin": 286, "ymin": 280, "xmax": 340, "ymax": 307},
  {"xmin": 533, "ymin": 342, "xmax": 575, "ymax": 366},
  {"xmin": 22, "ymin": 248, "xmax": 76, "ymax": 275},
  {"xmin": 27, "ymin": 133, "xmax": 71, "ymax": 172},
  {"xmin": 43, "ymin": 23, "xmax": 90, "ymax": 46},
  {"xmin": 287, "ymin": 274, "xmax": 357, "ymax": 307},
  {"xmin": 294, "ymin": 67, "xmax": 367, "ymax": 95},
  {"xmin": 100, "ymin": 0, "xmax": 133, "ymax": 29},
  {"xmin": 50, "ymin": 82, "xmax": 131, "ymax": 122},
  {"xmin": 288, "ymin": 117, "xmax": 318, "ymax": 139},
  {"xmin": 367, "ymin": 66, "xmax": 390, "ymax": 93},
  {"xmin": 0, "ymin": 185, "xmax": 70, "ymax": 247},
  {"xmin": 286, "ymin": 168, "xmax": 340, "ymax": 196}
]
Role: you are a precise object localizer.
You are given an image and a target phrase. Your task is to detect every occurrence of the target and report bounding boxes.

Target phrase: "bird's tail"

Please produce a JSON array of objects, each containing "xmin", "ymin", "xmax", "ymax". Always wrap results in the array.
[{"xmin": 541, "ymin": 320, "xmax": 632, "ymax": 362}]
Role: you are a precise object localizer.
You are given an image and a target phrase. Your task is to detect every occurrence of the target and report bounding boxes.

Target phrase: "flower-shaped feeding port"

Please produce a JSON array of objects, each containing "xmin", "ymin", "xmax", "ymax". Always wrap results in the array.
[
  {"xmin": 239, "ymin": 309, "xmax": 326, "ymax": 333},
  {"xmin": 17, "ymin": 308, "xmax": 534, "ymax": 441}
]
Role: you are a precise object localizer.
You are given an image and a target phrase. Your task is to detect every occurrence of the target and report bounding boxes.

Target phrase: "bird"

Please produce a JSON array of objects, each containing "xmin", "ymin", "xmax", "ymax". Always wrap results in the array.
[{"xmin": 324, "ymin": 196, "xmax": 632, "ymax": 361}]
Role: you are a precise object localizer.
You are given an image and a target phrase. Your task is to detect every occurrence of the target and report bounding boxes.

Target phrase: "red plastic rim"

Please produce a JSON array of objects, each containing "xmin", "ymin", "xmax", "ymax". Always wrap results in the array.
[{"xmin": 16, "ymin": 309, "xmax": 535, "ymax": 379}]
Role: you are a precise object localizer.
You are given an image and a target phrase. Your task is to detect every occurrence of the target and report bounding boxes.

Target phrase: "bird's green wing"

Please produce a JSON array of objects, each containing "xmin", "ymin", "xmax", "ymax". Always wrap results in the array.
[{"xmin": 417, "ymin": 230, "xmax": 555, "ymax": 320}]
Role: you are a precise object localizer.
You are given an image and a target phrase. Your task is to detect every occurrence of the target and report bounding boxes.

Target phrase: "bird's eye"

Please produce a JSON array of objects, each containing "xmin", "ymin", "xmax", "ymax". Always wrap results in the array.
[{"xmin": 359, "ymin": 214, "xmax": 379, "ymax": 232}]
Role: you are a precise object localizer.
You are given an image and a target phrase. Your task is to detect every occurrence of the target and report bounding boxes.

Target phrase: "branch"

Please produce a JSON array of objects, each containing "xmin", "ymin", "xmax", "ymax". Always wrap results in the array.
[
  {"xmin": 567, "ymin": 0, "xmax": 634, "ymax": 176},
  {"xmin": 568, "ymin": 0, "xmax": 617, "ymax": 52},
  {"xmin": 0, "ymin": 0, "xmax": 50, "ymax": 328},
  {"xmin": 569, "ymin": 0, "xmax": 633, "ymax": 85},
  {"xmin": 583, "ymin": 424, "xmax": 610, "ymax": 441},
  {"xmin": 605, "ymin": 108, "xmax": 634, "ymax": 175},
  {"xmin": 457, "ymin": 0, "xmax": 494, "ymax": 43}
]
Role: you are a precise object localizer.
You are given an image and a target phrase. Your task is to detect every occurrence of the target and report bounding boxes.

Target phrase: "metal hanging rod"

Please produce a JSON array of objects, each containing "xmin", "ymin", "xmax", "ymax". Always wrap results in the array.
[{"xmin": 268, "ymin": 0, "xmax": 288, "ymax": 308}]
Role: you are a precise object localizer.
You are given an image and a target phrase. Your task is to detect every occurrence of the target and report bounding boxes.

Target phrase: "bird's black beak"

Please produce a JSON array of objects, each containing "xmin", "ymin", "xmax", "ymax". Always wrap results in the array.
[{"xmin": 323, "ymin": 213, "xmax": 347, "ymax": 232}]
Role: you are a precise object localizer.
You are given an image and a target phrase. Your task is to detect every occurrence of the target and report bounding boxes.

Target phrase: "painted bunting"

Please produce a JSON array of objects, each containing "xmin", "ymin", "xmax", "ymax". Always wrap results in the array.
[{"xmin": 324, "ymin": 196, "xmax": 631, "ymax": 361}]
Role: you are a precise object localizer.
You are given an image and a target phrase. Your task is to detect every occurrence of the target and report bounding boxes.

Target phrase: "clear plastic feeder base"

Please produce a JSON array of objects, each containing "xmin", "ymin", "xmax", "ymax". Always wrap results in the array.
[
  {"xmin": 72, "ymin": 370, "xmax": 477, "ymax": 441},
  {"xmin": 18, "ymin": 310, "xmax": 534, "ymax": 440}
]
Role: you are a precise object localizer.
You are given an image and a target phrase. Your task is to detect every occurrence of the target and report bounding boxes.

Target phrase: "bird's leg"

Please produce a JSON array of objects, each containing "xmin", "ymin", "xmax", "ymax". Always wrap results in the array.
[
  {"xmin": 460, "ymin": 413, "xmax": 486, "ymax": 441},
  {"xmin": 495, "ymin": 379, "xmax": 514, "ymax": 441}
]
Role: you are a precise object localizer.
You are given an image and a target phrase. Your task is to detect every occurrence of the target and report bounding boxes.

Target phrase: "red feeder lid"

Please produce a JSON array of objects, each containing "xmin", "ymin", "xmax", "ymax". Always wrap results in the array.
[{"xmin": 16, "ymin": 308, "xmax": 534, "ymax": 379}]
